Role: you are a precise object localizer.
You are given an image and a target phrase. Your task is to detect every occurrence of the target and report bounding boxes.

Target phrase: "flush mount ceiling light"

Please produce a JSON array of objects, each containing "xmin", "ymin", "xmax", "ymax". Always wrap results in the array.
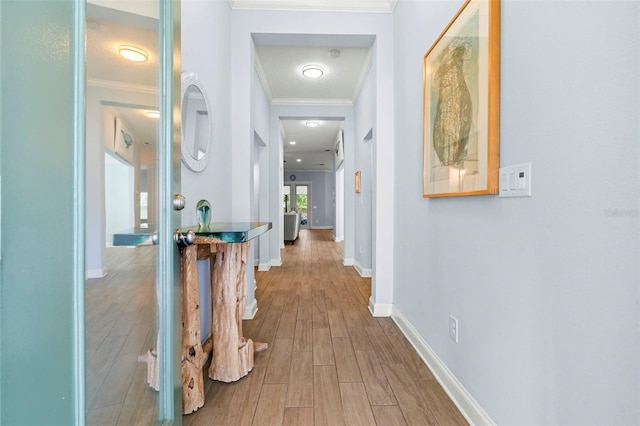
[
  {"xmin": 144, "ymin": 110, "xmax": 160, "ymax": 119},
  {"xmin": 119, "ymin": 45, "xmax": 148, "ymax": 62},
  {"xmin": 301, "ymin": 65, "xmax": 324, "ymax": 79},
  {"xmin": 289, "ymin": 141, "xmax": 297, "ymax": 145},
  {"xmin": 305, "ymin": 120, "xmax": 319, "ymax": 128},
  {"xmin": 296, "ymin": 158, "xmax": 302, "ymax": 162}
]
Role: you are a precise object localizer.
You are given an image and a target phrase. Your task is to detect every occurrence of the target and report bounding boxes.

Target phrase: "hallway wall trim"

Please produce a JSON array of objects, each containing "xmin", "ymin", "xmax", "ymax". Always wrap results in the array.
[
  {"xmin": 353, "ymin": 260, "xmax": 372, "ymax": 278},
  {"xmin": 86, "ymin": 268, "xmax": 107, "ymax": 279},
  {"xmin": 270, "ymin": 258, "xmax": 282, "ymax": 267},
  {"xmin": 243, "ymin": 298, "xmax": 258, "ymax": 320},
  {"xmin": 258, "ymin": 262, "xmax": 271, "ymax": 271},
  {"xmin": 392, "ymin": 307, "xmax": 495, "ymax": 426},
  {"xmin": 368, "ymin": 297, "xmax": 392, "ymax": 317}
]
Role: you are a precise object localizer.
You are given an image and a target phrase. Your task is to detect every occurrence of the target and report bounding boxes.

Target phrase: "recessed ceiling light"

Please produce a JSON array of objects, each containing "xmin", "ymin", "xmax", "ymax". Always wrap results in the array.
[
  {"xmin": 296, "ymin": 158, "xmax": 302, "ymax": 162},
  {"xmin": 144, "ymin": 110, "xmax": 160, "ymax": 119},
  {"xmin": 302, "ymin": 65, "xmax": 324, "ymax": 79},
  {"xmin": 305, "ymin": 120, "xmax": 319, "ymax": 128},
  {"xmin": 119, "ymin": 45, "xmax": 148, "ymax": 62},
  {"xmin": 289, "ymin": 141, "xmax": 297, "ymax": 145}
]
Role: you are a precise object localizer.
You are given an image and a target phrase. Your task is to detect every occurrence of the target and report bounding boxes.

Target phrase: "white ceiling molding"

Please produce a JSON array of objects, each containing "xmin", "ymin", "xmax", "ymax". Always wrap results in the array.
[
  {"xmin": 271, "ymin": 98, "xmax": 354, "ymax": 106},
  {"xmin": 229, "ymin": 0, "xmax": 398, "ymax": 13},
  {"xmin": 87, "ymin": 78, "xmax": 158, "ymax": 95}
]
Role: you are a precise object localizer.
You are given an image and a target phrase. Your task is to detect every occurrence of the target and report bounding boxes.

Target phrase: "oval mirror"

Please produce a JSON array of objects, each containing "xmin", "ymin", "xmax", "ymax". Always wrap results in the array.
[{"xmin": 181, "ymin": 72, "xmax": 212, "ymax": 172}]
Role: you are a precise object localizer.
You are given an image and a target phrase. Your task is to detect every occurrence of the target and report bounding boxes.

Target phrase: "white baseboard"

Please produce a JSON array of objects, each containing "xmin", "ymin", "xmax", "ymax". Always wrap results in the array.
[
  {"xmin": 311, "ymin": 225, "xmax": 333, "ymax": 230},
  {"xmin": 343, "ymin": 258, "xmax": 354, "ymax": 266},
  {"xmin": 368, "ymin": 296, "xmax": 392, "ymax": 317},
  {"xmin": 391, "ymin": 306, "xmax": 495, "ymax": 426},
  {"xmin": 333, "ymin": 236, "xmax": 344, "ymax": 242},
  {"xmin": 243, "ymin": 299, "xmax": 258, "ymax": 320},
  {"xmin": 353, "ymin": 260, "xmax": 372, "ymax": 278},
  {"xmin": 87, "ymin": 268, "xmax": 108, "ymax": 279},
  {"xmin": 270, "ymin": 258, "xmax": 282, "ymax": 267},
  {"xmin": 258, "ymin": 263, "xmax": 271, "ymax": 271}
]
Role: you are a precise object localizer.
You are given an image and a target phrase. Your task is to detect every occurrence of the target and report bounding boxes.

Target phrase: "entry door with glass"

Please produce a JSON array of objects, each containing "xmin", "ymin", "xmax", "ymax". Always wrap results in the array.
[
  {"xmin": 284, "ymin": 183, "xmax": 311, "ymax": 229},
  {"xmin": 85, "ymin": 0, "xmax": 181, "ymax": 422}
]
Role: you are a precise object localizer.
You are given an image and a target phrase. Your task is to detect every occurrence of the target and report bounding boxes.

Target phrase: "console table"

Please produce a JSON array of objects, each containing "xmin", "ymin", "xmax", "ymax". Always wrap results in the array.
[{"xmin": 179, "ymin": 222, "xmax": 271, "ymax": 414}]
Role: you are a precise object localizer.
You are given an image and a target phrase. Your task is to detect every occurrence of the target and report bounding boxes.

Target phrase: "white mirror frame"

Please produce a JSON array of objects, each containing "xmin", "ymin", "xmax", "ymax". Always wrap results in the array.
[{"xmin": 181, "ymin": 71, "xmax": 212, "ymax": 172}]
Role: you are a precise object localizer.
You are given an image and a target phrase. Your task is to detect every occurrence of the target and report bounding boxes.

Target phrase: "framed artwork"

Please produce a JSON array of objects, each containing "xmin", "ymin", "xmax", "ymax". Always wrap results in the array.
[
  {"xmin": 355, "ymin": 171, "xmax": 361, "ymax": 193},
  {"xmin": 423, "ymin": 0, "xmax": 500, "ymax": 197}
]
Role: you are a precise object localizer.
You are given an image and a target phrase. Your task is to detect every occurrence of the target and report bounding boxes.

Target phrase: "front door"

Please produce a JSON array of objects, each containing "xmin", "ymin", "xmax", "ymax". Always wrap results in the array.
[{"xmin": 0, "ymin": 0, "xmax": 182, "ymax": 423}]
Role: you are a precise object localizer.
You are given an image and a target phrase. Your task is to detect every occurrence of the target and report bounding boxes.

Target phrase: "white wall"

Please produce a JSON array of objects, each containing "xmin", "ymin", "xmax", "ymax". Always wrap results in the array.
[
  {"xmin": 85, "ymin": 83, "xmax": 158, "ymax": 278},
  {"xmin": 252, "ymin": 66, "xmax": 272, "ymax": 275},
  {"xmin": 284, "ymin": 171, "xmax": 335, "ymax": 227},
  {"xmin": 353, "ymin": 61, "xmax": 375, "ymax": 276},
  {"xmin": 104, "ymin": 153, "xmax": 134, "ymax": 244},
  {"xmin": 181, "ymin": 0, "xmax": 232, "ymax": 329},
  {"xmin": 393, "ymin": 1, "xmax": 639, "ymax": 424},
  {"xmin": 181, "ymin": 0, "xmax": 232, "ymax": 224}
]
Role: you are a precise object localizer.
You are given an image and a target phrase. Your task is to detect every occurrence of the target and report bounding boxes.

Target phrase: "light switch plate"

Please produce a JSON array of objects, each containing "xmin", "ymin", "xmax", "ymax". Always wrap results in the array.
[{"xmin": 499, "ymin": 163, "xmax": 532, "ymax": 197}]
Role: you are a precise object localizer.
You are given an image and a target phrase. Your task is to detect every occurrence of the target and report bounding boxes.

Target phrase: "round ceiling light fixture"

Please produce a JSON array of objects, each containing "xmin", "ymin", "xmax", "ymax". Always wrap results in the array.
[
  {"xmin": 144, "ymin": 110, "xmax": 160, "ymax": 119},
  {"xmin": 119, "ymin": 45, "xmax": 148, "ymax": 62},
  {"xmin": 289, "ymin": 141, "xmax": 297, "ymax": 145},
  {"xmin": 301, "ymin": 64, "xmax": 324, "ymax": 79},
  {"xmin": 305, "ymin": 120, "xmax": 320, "ymax": 128}
]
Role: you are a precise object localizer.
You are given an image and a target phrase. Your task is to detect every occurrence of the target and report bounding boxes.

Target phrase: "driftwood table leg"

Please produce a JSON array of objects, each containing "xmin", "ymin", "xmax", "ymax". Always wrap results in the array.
[
  {"xmin": 209, "ymin": 241, "xmax": 266, "ymax": 382},
  {"xmin": 181, "ymin": 244, "xmax": 206, "ymax": 414}
]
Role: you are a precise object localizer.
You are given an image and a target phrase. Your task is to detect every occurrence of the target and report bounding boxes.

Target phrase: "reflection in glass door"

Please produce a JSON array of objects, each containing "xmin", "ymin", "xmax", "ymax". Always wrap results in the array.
[
  {"xmin": 284, "ymin": 183, "xmax": 312, "ymax": 229},
  {"xmin": 84, "ymin": 1, "xmax": 179, "ymax": 422}
]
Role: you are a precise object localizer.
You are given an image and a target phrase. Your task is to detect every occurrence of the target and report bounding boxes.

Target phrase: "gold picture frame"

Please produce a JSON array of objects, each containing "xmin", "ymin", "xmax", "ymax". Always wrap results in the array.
[
  {"xmin": 355, "ymin": 171, "xmax": 361, "ymax": 193},
  {"xmin": 423, "ymin": 0, "xmax": 500, "ymax": 197}
]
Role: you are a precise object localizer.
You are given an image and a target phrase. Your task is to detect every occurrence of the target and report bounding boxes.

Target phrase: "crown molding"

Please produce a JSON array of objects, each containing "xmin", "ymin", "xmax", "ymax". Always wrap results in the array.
[
  {"xmin": 87, "ymin": 78, "xmax": 158, "ymax": 95},
  {"xmin": 271, "ymin": 97, "xmax": 353, "ymax": 106},
  {"xmin": 229, "ymin": 0, "xmax": 397, "ymax": 13}
]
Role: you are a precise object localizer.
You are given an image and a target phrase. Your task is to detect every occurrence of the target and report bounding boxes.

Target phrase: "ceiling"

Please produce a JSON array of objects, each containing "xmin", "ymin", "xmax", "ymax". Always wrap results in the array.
[
  {"xmin": 281, "ymin": 119, "xmax": 343, "ymax": 172},
  {"xmin": 86, "ymin": 1, "xmax": 382, "ymax": 172},
  {"xmin": 254, "ymin": 34, "xmax": 374, "ymax": 172}
]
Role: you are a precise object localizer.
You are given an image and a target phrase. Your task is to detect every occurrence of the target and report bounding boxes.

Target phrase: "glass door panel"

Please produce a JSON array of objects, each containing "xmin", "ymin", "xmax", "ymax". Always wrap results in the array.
[
  {"xmin": 85, "ymin": 1, "xmax": 179, "ymax": 422},
  {"xmin": 295, "ymin": 184, "xmax": 310, "ymax": 228},
  {"xmin": 285, "ymin": 183, "xmax": 311, "ymax": 229},
  {"xmin": 283, "ymin": 184, "xmax": 292, "ymax": 212}
]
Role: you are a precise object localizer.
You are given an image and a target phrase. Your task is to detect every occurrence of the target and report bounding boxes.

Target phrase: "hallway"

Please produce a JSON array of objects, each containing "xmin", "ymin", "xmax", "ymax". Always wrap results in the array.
[{"xmin": 184, "ymin": 229, "xmax": 466, "ymax": 425}]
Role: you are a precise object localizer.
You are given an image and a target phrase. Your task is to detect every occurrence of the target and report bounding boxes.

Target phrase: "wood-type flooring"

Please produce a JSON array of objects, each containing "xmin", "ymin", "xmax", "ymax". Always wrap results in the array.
[{"xmin": 184, "ymin": 229, "xmax": 467, "ymax": 426}]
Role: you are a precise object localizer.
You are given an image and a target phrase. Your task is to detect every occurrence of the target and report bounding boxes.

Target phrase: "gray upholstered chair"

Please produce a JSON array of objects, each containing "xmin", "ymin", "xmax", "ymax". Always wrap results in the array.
[{"xmin": 283, "ymin": 212, "xmax": 301, "ymax": 244}]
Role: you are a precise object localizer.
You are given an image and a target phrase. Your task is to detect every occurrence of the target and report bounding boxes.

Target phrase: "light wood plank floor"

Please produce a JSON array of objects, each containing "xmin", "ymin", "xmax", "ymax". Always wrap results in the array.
[
  {"xmin": 85, "ymin": 245, "xmax": 158, "ymax": 425},
  {"xmin": 184, "ymin": 229, "xmax": 467, "ymax": 426}
]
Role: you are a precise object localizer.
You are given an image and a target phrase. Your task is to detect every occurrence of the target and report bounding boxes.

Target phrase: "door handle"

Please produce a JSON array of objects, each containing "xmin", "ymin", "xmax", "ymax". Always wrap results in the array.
[
  {"xmin": 174, "ymin": 229, "xmax": 195, "ymax": 247},
  {"xmin": 173, "ymin": 194, "xmax": 186, "ymax": 211}
]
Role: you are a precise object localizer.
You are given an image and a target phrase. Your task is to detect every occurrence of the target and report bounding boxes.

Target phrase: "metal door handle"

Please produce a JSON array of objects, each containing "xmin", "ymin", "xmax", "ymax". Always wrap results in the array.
[
  {"xmin": 174, "ymin": 229, "xmax": 195, "ymax": 247},
  {"xmin": 173, "ymin": 194, "xmax": 186, "ymax": 211}
]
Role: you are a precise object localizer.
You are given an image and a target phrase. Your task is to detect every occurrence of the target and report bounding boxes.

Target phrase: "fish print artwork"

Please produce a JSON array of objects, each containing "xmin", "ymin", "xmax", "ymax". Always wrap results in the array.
[{"xmin": 432, "ymin": 41, "xmax": 473, "ymax": 167}]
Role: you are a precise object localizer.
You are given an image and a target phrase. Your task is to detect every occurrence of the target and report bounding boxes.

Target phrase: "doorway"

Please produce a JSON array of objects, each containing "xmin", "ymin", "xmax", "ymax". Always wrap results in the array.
[{"xmin": 284, "ymin": 182, "xmax": 312, "ymax": 229}]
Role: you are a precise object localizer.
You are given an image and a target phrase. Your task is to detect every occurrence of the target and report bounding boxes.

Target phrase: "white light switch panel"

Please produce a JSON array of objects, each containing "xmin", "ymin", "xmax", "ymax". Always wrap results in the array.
[{"xmin": 499, "ymin": 163, "xmax": 532, "ymax": 197}]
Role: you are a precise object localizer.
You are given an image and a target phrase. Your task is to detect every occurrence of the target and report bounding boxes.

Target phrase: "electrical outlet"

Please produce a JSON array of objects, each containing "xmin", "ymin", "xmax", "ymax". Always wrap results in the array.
[{"xmin": 449, "ymin": 315, "xmax": 459, "ymax": 343}]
